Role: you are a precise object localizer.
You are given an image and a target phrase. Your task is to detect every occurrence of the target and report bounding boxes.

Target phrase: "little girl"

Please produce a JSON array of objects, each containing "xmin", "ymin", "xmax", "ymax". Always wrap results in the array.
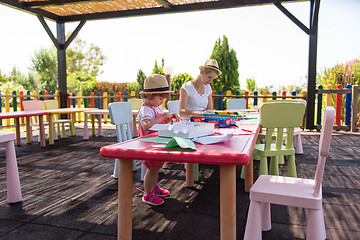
[{"xmin": 138, "ymin": 74, "xmax": 180, "ymax": 206}]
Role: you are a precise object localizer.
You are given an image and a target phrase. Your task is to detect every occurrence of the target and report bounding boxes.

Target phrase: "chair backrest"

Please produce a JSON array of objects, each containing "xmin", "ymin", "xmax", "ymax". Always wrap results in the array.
[
  {"xmin": 227, "ymin": 99, "xmax": 246, "ymax": 110},
  {"xmin": 260, "ymin": 101, "xmax": 306, "ymax": 151},
  {"xmin": 44, "ymin": 100, "xmax": 59, "ymax": 110},
  {"xmin": 313, "ymin": 106, "xmax": 335, "ymax": 197},
  {"xmin": 108, "ymin": 102, "xmax": 133, "ymax": 143},
  {"xmin": 23, "ymin": 100, "xmax": 44, "ymax": 111},
  {"xmin": 23, "ymin": 100, "xmax": 45, "ymax": 123},
  {"xmin": 167, "ymin": 100, "xmax": 179, "ymax": 114},
  {"xmin": 127, "ymin": 99, "xmax": 144, "ymax": 110}
]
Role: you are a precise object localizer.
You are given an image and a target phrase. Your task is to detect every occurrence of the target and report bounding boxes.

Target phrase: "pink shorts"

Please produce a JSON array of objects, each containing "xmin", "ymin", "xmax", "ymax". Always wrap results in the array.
[{"xmin": 141, "ymin": 160, "xmax": 165, "ymax": 169}]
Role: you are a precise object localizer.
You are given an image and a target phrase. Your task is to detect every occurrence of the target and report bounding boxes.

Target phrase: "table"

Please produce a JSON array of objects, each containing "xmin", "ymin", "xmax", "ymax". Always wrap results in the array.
[
  {"xmin": 100, "ymin": 124, "xmax": 260, "ymax": 240},
  {"xmin": 0, "ymin": 111, "xmax": 47, "ymax": 147},
  {"xmin": 46, "ymin": 108, "xmax": 97, "ymax": 145},
  {"xmin": 83, "ymin": 109, "xmax": 140, "ymax": 140}
]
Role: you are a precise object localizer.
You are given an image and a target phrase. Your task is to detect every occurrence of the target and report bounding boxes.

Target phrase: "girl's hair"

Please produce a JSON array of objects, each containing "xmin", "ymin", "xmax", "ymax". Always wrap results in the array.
[{"xmin": 140, "ymin": 92, "xmax": 168, "ymax": 99}]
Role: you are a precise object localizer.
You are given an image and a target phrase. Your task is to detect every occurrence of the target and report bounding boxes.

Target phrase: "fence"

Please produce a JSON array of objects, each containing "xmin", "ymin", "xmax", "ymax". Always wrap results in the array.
[{"xmin": 0, "ymin": 85, "xmax": 359, "ymax": 132}]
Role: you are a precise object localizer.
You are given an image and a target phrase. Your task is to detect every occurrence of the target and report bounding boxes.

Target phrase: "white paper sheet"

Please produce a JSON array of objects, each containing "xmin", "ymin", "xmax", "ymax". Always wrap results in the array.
[{"xmin": 192, "ymin": 134, "xmax": 233, "ymax": 145}]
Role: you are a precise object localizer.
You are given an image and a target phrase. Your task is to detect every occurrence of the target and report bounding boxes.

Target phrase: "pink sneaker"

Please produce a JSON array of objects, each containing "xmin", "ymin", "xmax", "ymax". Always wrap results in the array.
[
  {"xmin": 142, "ymin": 190, "xmax": 164, "ymax": 206},
  {"xmin": 153, "ymin": 184, "xmax": 170, "ymax": 197}
]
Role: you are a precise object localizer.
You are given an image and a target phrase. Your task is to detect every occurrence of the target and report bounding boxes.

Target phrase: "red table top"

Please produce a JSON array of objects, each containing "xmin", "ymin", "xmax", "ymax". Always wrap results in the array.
[
  {"xmin": 0, "ymin": 111, "xmax": 48, "ymax": 119},
  {"xmin": 100, "ymin": 124, "xmax": 260, "ymax": 166}
]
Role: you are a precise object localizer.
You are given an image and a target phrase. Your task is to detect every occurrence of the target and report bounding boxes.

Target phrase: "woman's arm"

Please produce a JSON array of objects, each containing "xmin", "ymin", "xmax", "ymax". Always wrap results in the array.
[{"xmin": 206, "ymin": 93, "xmax": 213, "ymax": 111}]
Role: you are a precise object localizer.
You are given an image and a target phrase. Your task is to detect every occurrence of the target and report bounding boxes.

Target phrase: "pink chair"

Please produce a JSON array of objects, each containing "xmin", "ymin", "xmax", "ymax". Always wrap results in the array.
[
  {"xmin": 23, "ymin": 100, "xmax": 58, "ymax": 142},
  {"xmin": 0, "ymin": 132, "xmax": 22, "ymax": 203},
  {"xmin": 244, "ymin": 106, "xmax": 335, "ymax": 240}
]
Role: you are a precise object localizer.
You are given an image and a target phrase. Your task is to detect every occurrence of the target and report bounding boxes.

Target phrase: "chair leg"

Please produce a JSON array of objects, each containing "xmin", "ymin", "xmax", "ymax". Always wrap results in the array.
[
  {"xmin": 112, "ymin": 158, "xmax": 119, "ymax": 179},
  {"xmin": 278, "ymin": 155, "xmax": 285, "ymax": 164},
  {"xmin": 69, "ymin": 122, "xmax": 75, "ymax": 136},
  {"xmin": 53, "ymin": 125, "xmax": 58, "ymax": 140},
  {"xmin": 306, "ymin": 207, "xmax": 326, "ymax": 240},
  {"xmin": 141, "ymin": 163, "xmax": 147, "ymax": 182},
  {"xmin": 132, "ymin": 160, "xmax": 137, "ymax": 172},
  {"xmin": 286, "ymin": 154, "xmax": 297, "ymax": 177},
  {"xmin": 5, "ymin": 140, "xmax": 22, "ymax": 203},
  {"xmin": 61, "ymin": 123, "xmax": 66, "ymax": 138},
  {"xmin": 56, "ymin": 124, "xmax": 61, "ymax": 137},
  {"xmin": 29, "ymin": 126, "xmax": 33, "ymax": 142},
  {"xmin": 194, "ymin": 163, "xmax": 199, "ymax": 182},
  {"xmin": 244, "ymin": 200, "xmax": 263, "ymax": 240},
  {"xmin": 294, "ymin": 134, "xmax": 304, "ymax": 154},
  {"xmin": 259, "ymin": 156, "xmax": 268, "ymax": 176},
  {"xmin": 269, "ymin": 156, "xmax": 279, "ymax": 176},
  {"xmin": 261, "ymin": 202, "xmax": 271, "ymax": 231}
]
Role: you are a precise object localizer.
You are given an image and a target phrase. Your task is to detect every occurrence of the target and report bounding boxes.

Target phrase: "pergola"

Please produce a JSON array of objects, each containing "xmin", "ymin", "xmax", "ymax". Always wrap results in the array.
[{"xmin": 0, "ymin": 0, "xmax": 320, "ymax": 129}]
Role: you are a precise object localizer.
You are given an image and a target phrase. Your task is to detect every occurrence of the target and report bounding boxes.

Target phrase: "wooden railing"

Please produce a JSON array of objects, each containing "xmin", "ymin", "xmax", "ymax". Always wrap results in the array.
[{"xmin": 0, "ymin": 85, "xmax": 359, "ymax": 132}]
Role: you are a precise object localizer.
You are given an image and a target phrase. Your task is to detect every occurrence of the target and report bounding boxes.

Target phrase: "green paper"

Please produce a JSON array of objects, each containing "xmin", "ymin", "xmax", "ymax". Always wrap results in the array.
[
  {"xmin": 138, "ymin": 136, "xmax": 172, "ymax": 144},
  {"xmin": 166, "ymin": 137, "xmax": 197, "ymax": 150}
]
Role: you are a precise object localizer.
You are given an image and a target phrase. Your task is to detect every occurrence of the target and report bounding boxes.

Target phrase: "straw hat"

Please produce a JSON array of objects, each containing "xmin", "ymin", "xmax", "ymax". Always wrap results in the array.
[
  {"xmin": 141, "ymin": 74, "xmax": 174, "ymax": 94},
  {"xmin": 199, "ymin": 59, "xmax": 222, "ymax": 76}
]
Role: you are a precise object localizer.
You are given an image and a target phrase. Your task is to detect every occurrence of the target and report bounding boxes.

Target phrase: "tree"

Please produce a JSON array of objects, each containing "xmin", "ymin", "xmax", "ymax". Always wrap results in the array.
[
  {"xmin": 66, "ymin": 35, "xmax": 106, "ymax": 77},
  {"xmin": 210, "ymin": 35, "xmax": 240, "ymax": 93},
  {"xmin": 152, "ymin": 58, "xmax": 165, "ymax": 75},
  {"xmin": 136, "ymin": 69, "xmax": 146, "ymax": 92},
  {"xmin": 30, "ymin": 48, "xmax": 58, "ymax": 90},
  {"xmin": 246, "ymin": 78, "xmax": 256, "ymax": 92},
  {"xmin": 171, "ymin": 73, "xmax": 193, "ymax": 92}
]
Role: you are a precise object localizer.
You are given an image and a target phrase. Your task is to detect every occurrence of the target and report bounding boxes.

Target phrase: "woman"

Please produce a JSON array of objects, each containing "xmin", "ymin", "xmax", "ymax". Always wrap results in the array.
[{"xmin": 179, "ymin": 59, "xmax": 222, "ymax": 119}]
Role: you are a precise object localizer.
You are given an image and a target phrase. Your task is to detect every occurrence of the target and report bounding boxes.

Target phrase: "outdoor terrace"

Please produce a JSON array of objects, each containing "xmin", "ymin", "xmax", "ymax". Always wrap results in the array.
[{"xmin": 0, "ymin": 126, "xmax": 359, "ymax": 239}]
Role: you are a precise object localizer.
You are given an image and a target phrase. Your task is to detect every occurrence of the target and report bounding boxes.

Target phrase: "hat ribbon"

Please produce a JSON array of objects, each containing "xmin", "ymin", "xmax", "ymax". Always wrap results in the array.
[{"xmin": 144, "ymin": 86, "xmax": 170, "ymax": 92}]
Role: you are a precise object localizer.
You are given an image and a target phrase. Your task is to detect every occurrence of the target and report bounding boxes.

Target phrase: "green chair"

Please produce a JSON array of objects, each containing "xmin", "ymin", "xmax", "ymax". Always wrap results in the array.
[{"xmin": 253, "ymin": 101, "xmax": 305, "ymax": 177}]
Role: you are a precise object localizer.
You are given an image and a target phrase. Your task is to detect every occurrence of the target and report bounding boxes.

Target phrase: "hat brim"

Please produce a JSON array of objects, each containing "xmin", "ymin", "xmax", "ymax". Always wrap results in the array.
[
  {"xmin": 199, "ymin": 66, "xmax": 222, "ymax": 76},
  {"xmin": 140, "ymin": 90, "xmax": 174, "ymax": 95}
]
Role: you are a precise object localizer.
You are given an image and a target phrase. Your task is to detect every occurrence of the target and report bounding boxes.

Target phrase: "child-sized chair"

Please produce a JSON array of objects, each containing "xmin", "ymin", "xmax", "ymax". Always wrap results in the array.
[
  {"xmin": 23, "ymin": 100, "xmax": 58, "ymax": 142},
  {"xmin": 244, "ymin": 106, "xmax": 335, "ymax": 240},
  {"xmin": 44, "ymin": 100, "xmax": 75, "ymax": 138},
  {"xmin": 226, "ymin": 98, "xmax": 246, "ymax": 110},
  {"xmin": 167, "ymin": 100, "xmax": 179, "ymax": 114},
  {"xmin": 253, "ymin": 101, "xmax": 305, "ymax": 177},
  {"xmin": 108, "ymin": 102, "xmax": 137, "ymax": 179}
]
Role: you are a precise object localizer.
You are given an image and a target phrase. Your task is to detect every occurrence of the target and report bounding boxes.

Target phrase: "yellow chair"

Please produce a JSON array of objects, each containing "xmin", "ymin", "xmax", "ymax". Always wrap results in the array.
[
  {"xmin": 44, "ymin": 100, "xmax": 75, "ymax": 138},
  {"xmin": 127, "ymin": 99, "xmax": 144, "ymax": 110},
  {"xmin": 253, "ymin": 101, "xmax": 305, "ymax": 177}
]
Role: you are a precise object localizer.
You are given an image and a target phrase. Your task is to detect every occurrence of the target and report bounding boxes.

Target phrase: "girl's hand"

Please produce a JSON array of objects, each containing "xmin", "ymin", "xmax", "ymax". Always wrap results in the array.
[{"xmin": 170, "ymin": 113, "xmax": 182, "ymax": 122}]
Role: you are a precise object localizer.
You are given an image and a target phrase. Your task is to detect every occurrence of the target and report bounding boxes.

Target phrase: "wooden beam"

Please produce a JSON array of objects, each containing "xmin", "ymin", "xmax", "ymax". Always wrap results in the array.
[
  {"xmin": 25, "ymin": 0, "xmax": 107, "ymax": 8},
  {"xmin": 274, "ymin": 2, "xmax": 309, "ymax": 35}
]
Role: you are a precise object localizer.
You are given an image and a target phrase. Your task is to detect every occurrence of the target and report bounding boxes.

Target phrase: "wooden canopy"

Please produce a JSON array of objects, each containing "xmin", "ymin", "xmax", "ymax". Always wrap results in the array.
[{"xmin": 0, "ymin": 0, "xmax": 320, "ymax": 129}]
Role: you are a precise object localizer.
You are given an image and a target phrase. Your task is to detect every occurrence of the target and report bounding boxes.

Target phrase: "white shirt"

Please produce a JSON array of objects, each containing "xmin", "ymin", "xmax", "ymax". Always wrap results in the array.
[{"xmin": 181, "ymin": 81, "xmax": 212, "ymax": 113}]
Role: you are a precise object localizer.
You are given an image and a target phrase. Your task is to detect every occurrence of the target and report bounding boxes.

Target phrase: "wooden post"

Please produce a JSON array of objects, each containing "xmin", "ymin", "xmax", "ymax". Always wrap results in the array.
[{"xmin": 351, "ymin": 85, "xmax": 359, "ymax": 132}]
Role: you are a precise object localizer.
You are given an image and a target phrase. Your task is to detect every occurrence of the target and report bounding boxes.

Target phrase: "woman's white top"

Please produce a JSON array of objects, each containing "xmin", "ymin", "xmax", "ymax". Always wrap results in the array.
[{"xmin": 181, "ymin": 81, "xmax": 212, "ymax": 119}]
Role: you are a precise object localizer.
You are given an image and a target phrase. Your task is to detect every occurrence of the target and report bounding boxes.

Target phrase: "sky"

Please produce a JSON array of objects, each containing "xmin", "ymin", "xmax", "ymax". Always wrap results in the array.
[{"xmin": 0, "ymin": 0, "xmax": 360, "ymax": 90}]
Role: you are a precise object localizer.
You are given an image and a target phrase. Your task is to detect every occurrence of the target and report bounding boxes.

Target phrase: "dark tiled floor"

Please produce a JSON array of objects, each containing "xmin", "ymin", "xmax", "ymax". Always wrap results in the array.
[{"xmin": 0, "ymin": 127, "xmax": 359, "ymax": 239}]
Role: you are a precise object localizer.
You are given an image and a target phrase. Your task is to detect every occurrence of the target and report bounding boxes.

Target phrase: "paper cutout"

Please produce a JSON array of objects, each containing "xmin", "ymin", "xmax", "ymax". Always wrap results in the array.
[
  {"xmin": 138, "ymin": 136, "xmax": 172, "ymax": 144},
  {"xmin": 166, "ymin": 137, "xmax": 197, "ymax": 150},
  {"xmin": 193, "ymin": 134, "xmax": 233, "ymax": 145}
]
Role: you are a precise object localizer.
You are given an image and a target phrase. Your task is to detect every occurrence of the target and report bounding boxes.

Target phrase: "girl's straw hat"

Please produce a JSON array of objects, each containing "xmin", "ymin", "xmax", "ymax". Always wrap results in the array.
[
  {"xmin": 141, "ymin": 74, "xmax": 174, "ymax": 94},
  {"xmin": 199, "ymin": 59, "xmax": 222, "ymax": 76}
]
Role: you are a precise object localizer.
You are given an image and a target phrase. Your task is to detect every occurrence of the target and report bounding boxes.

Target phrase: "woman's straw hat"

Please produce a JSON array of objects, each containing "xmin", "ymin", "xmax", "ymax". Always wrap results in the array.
[
  {"xmin": 199, "ymin": 59, "xmax": 222, "ymax": 76},
  {"xmin": 141, "ymin": 74, "xmax": 174, "ymax": 94}
]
